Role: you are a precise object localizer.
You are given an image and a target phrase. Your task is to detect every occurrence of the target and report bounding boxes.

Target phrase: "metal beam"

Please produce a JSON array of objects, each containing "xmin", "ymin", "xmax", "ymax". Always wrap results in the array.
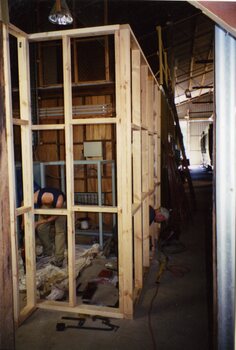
[{"xmin": 215, "ymin": 25, "xmax": 236, "ymax": 350}]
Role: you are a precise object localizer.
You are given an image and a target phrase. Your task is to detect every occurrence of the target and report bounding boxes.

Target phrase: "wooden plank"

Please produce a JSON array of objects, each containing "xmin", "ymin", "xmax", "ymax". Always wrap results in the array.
[
  {"xmin": 164, "ymin": 51, "xmax": 168, "ymax": 85},
  {"xmin": 141, "ymin": 65, "xmax": 148, "ymax": 127},
  {"xmin": 34, "ymin": 208, "xmax": 67, "ymax": 215},
  {"xmin": 0, "ymin": 22, "xmax": 15, "ymax": 350},
  {"xmin": 16, "ymin": 206, "xmax": 31, "ymax": 216},
  {"xmin": 132, "ymin": 202, "xmax": 142, "ymax": 215},
  {"xmin": 71, "ymin": 117, "xmax": 116, "ymax": 125},
  {"xmin": 18, "ymin": 305, "xmax": 37, "ymax": 326},
  {"xmin": 28, "ymin": 24, "xmax": 121, "ymax": 42},
  {"xmin": 131, "ymin": 49, "xmax": 141, "ymax": 126},
  {"xmin": 157, "ymin": 26, "xmax": 163, "ymax": 85},
  {"xmin": 142, "ymin": 191, "xmax": 149, "ymax": 201},
  {"xmin": 3, "ymin": 22, "xmax": 19, "ymax": 327},
  {"xmin": 141, "ymin": 130, "xmax": 149, "ymax": 193},
  {"xmin": 142, "ymin": 197, "xmax": 150, "ymax": 267},
  {"xmin": 18, "ymin": 35, "xmax": 36, "ymax": 310},
  {"xmin": 147, "ymin": 77, "xmax": 154, "ymax": 131},
  {"xmin": 73, "ymin": 39, "xmax": 79, "ymax": 83},
  {"xmin": 131, "ymin": 123, "xmax": 141, "ymax": 130},
  {"xmin": 155, "ymin": 86, "xmax": 161, "ymax": 209},
  {"xmin": 8, "ymin": 23, "xmax": 27, "ymax": 38},
  {"xmin": 149, "ymin": 135, "xmax": 154, "ymax": 191},
  {"xmin": 134, "ymin": 208, "xmax": 143, "ymax": 289},
  {"xmin": 72, "ymin": 205, "xmax": 118, "ymax": 213},
  {"xmin": 13, "ymin": 118, "xmax": 28, "ymax": 125},
  {"xmin": 127, "ymin": 24, "xmax": 157, "ymax": 82},
  {"xmin": 37, "ymin": 301, "xmax": 123, "ymax": 319},
  {"xmin": 153, "ymin": 84, "xmax": 158, "ymax": 133},
  {"xmin": 133, "ymin": 130, "xmax": 142, "ymax": 203},
  {"xmin": 133, "ymin": 286, "xmax": 142, "ymax": 304},
  {"xmin": 63, "ymin": 35, "xmax": 76, "ymax": 306},
  {"xmin": 115, "ymin": 29, "xmax": 124, "ymax": 316},
  {"xmin": 31, "ymin": 124, "xmax": 65, "ymax": 130},
  {"xmin": 115, "ymin": 28, "xmax": 133, "ymax": 318}
]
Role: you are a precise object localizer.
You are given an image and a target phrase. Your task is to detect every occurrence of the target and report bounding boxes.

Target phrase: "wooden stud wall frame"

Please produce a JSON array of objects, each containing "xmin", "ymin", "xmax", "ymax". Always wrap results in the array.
[{"xmin": 4, "ymin": 22, "xmax": 162, "ymax": 323}]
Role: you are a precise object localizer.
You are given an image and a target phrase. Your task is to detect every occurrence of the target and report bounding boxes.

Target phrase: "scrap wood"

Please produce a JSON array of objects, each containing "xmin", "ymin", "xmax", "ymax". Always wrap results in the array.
[{"xmin": 19, "ymin": 244, "xmax": 100, "ymax": 300}]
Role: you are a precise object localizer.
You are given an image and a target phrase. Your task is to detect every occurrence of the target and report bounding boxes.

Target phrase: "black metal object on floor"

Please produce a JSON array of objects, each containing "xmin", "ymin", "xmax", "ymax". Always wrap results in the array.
[{"xmin": 56, "ymin": 315, "xmax": 119, "ymax": 332}]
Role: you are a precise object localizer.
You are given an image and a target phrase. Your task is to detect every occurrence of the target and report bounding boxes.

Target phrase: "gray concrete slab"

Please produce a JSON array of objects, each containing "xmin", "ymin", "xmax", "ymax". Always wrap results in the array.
[{"xmin": 16, "ymin": 178, "xmax": 212, "ymax": 350}]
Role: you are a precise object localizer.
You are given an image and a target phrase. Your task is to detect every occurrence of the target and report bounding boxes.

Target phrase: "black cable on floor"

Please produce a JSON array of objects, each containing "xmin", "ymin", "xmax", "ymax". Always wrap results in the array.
[
  {"xmin": 147, "ymin": 258, "xmax": 167, "ymax": 350},
  {"xmin": 147, "ymin": 283, "xmax": 160, "ymax": 350}
]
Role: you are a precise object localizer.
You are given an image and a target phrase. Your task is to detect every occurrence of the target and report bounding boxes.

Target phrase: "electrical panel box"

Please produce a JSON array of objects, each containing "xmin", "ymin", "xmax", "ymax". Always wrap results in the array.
[{"xmin": 84, "ymin": 141, "xmax": 103, "ymax": 158}]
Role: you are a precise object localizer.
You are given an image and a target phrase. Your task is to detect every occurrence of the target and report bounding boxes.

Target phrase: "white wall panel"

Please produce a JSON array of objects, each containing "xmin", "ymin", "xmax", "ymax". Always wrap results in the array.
[{"xmin": 189, "ymin": 121, "xmax": 211, "ymax": 165}]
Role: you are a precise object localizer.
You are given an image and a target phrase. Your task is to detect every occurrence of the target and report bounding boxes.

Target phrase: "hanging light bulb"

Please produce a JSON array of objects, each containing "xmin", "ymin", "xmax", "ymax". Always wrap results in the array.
[{"xmin": 48, "ymin": 0, "xmax": 73, "ymax": 26}]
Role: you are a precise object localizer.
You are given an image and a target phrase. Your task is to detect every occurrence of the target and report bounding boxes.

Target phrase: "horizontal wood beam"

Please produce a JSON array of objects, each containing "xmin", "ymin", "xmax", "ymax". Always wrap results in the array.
[
  {"xmin": 13, "ymin": 118, "xmax": 28, "ymax": 126},
  {"xmin": 72, "ymin": 205, "xmax": 118, "ymax": 213},
  {"xmin": 16, "ymin": 206, "xmax": 31, "ymax": 216},
  {"xmin": 34, "ymin": 208, "xmax": 67, "ymax": 215},
  {"xmin": 28, "ymin": 25, "xmax": 121, "ymax": 42},
  {"xmin": 37, "ymin": 301, "xmax": 123, "ymax": 319},
  {"xmin": 71, "ymin": 117, "xmax": 116, "ymax": 125},
  {"xmin": 31, "ymin": 124, "xmax": 65, "ymax": 130},
  {"xmin": 8, "ymin": 23, "xmax": 27, "ymax": 38}
]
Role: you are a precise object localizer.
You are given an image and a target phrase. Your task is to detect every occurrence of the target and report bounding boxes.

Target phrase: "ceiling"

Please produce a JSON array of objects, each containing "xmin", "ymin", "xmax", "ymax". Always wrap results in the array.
[{"xmin": 8, "ymin": 0, "xmax": 215, "ymax": 121}]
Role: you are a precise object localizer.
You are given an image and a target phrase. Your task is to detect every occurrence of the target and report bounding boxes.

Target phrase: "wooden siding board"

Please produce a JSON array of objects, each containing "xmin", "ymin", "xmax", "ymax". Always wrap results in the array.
[{"xmin": 0, "ymin": 22, "xmax": 15, "ymax": 348}]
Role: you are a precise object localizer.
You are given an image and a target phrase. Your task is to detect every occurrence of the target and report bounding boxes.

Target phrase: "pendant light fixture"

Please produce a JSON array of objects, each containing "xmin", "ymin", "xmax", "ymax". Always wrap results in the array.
[{"xmin": 48, "ymin": 0, "xmax": 73, "ymax": 26}]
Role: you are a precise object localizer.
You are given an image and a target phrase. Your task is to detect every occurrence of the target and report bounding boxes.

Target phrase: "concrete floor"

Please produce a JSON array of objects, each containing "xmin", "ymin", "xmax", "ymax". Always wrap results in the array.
[{"xmin": 16, "ymin": 167, "xmax": 213, "ymax": 350}]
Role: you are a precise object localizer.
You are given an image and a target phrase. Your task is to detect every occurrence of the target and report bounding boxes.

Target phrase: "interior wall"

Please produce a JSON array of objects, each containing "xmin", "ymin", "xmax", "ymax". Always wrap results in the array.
[
  {"xmin": 180, "ymin": 120, "xmax": 211, "ymax": 166},
  {"xmin": 215, "ymin": 24, "xmax": 236, "ymax": 350}
]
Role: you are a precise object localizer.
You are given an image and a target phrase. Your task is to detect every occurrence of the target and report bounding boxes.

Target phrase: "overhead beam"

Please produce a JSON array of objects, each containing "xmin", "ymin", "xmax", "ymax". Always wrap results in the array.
[
  {"xmin": 188, "ymin": 18, "xmax": 197, "ymax": 92},
  {"xmin": 28, "ymin": 24, "xmax": 121, "ymax": 42},
  {"xmin": 191, "ymin": 1, "xmax": 236, "ymax": 38},
  {"xmin": 175, "ymin": 88, "xmax": 213, "ymax": 105}
]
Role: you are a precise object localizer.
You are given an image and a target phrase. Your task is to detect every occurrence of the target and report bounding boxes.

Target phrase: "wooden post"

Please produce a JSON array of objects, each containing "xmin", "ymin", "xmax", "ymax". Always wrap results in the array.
[
  {"xmin": 156, "ymin": 85, "xmax": 161, "ymax": 209},
  {"xmin": 141, "ymin": 65, "xmax": 148, "ymax": 128},
  {"xmin": 142, "ymin": 197, "xmax": 149, "ymax": 267},
  {"xmin": 132, "ymin": 49, "xmax": 141, "ymax": 126},
  {"xmin": 131, "ymin": 49, "xmax": 142, "ymax": 291},
  {"xmin": 18, "ymin": 35, "xmax": 37, "ymax": 319},
  {"xmin": 147, "ymin": 77, "xmax": 154, "ymax": 131},
  {"xmin": 133, "ymin": 131, "xmax": 143, "ymax": 289},
  {"xmin": 115, "ymin": 27, "xmax": 133, "ymax": 318},
  {"xmin": 157, "ymin": 26, "xmax": 163, "ymax": 85},
  {"xmin": 0, "ymin": 21, "xmax": 15, "ymax": 350},
  {"xmin": 3, "ymin": 21, "xmax": 20, "ymax": 324},
  {"xmin": 63, "ymin": 35, "xmax": 76, "ymax": 306},
  {"xmin": 142, "ymin": 130, "xmax": 149, "ymax": 267}
]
